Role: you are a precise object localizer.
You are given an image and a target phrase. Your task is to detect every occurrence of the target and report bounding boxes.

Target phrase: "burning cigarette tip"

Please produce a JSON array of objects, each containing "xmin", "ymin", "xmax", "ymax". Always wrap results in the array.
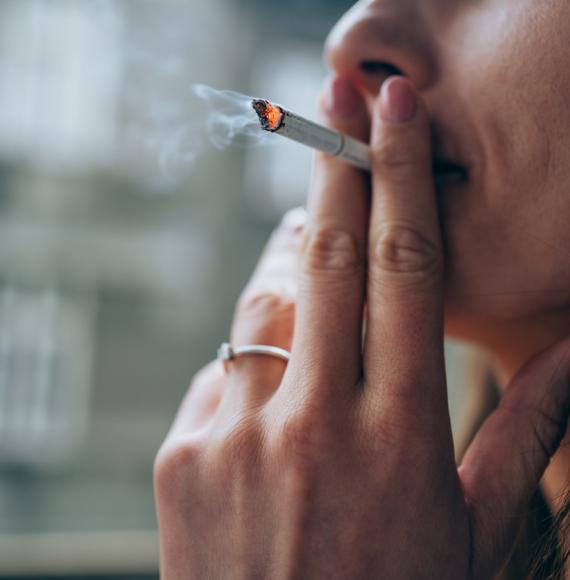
[
  {"xmin": 252, "ymin": 99, "xmax": 284, "ymax": 132},
  {"xmin": 251, "ymin": 94, "xmax": 371, "ymax": 171}
]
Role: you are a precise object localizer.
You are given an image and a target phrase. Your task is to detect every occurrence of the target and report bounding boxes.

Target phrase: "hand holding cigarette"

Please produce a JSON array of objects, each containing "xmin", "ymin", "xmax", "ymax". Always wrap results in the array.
[{"xmin": 155, "ymin": 76, "xmax": 569, "ymax": 579}]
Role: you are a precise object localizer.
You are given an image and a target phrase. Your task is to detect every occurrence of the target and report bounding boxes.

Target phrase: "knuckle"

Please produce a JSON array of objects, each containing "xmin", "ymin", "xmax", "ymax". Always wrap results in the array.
[
  {"xmin": 358, "ymin": 397, "xmax": 420, "ymax": 453},
  {"xmin": 218, "ymin": 416, "xmax": 265, "ymax": 469},
  {"xmin": 277, "ymin": 207, "xmax": 307, "ymax": 237},
  {"xmin": 154, "ymin": 438, "xmax": 204, "ymax": 500},
  {"xmin": 236, "ymin": 291, "xmax": 294, "ymax": 320},
  {"xmin": 505, "ymin": 399, "xmax": 567, "ymax": 459},
  {"xmin": 302, "ymin": 226, "xmax": 362, "ymax": 275},
  {"xmin": 268, "ymin": 224, "xmax": 304, "ymax": 254},
  {"xmin": 272, "ymin": 410, "xmax": 327, "ymax": 474},
  {"xmin": 370, "ymin": 222, "xmax": 442, "ymax": 287},
  {"xmin": 533, "ymin": 405, "xmax": 566, "ymax": 450}
]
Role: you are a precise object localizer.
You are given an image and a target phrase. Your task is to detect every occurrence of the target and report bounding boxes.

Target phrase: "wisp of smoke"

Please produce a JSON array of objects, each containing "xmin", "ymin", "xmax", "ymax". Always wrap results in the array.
[
  {"xmin": 145, "ymin": 84, "xmax": 274, "ymax": 185},
  {"xmin": 191, "ymin": 84, "xmax": 273, "ymax": 151}
]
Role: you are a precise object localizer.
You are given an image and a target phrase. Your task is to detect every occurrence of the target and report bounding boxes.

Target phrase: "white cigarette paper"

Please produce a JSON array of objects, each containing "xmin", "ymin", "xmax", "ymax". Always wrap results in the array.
[{"xmin": 252, "ymin": 100, "xmax": 371, "ymax": 171}]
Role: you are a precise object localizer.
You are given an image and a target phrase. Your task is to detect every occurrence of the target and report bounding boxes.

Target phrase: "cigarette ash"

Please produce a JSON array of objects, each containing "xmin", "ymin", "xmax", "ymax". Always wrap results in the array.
[{"xmin": 252, "ymin": 99, "xmax": 285, "ymax": 132}]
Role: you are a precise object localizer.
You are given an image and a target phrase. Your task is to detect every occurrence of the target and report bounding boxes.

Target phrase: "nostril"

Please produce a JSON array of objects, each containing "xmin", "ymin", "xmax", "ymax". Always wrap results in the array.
[{"xmin": 360, "ymin": 61, "xmax": 403, "ymax": 77}]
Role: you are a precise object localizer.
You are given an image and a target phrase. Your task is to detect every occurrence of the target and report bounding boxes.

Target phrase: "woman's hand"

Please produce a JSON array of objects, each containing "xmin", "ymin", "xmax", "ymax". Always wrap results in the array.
[{"xmin": 154, "ymin": 76, "xmax": 570, "ymax": 579}]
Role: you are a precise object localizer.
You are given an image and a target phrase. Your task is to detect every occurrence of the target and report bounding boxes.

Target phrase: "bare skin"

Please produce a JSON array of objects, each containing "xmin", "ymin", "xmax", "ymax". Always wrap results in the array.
[
  {"xmin": 155, "ymin": 1, "xmax": 570, "ymax": 577},
  {"xmin": 328, "ymin": 0, "xmax": 570, "ymax": 548}
]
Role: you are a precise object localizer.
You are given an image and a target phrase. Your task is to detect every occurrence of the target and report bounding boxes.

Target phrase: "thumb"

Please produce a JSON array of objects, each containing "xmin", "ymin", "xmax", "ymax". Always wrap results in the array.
[{"xmin": 459, "ymin": 337, "xmax": 570, "ymax": 579}]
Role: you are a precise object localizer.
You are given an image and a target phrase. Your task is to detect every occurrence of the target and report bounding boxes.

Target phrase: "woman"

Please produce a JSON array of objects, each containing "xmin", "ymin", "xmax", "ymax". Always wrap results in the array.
[{"xmin": 154, "ymin": 1, "xmax": 570, "ymax": 578}]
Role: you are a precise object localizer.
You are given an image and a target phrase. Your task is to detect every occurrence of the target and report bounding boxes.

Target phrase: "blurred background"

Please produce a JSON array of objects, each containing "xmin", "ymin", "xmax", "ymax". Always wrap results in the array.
[{"xmin": 0, "ymin": 0, "xmax": 480, "ymax": 577}]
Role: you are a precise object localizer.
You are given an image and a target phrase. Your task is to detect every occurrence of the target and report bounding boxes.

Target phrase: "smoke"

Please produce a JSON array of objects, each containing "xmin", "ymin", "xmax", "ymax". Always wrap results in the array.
[
  {"xmin": 191, "ymin": 84, "xmax": 272, "ymax": 150},
  {"xmin": 90, "ymin": 0, "xmax": 270, "ymax": 188},
  {"xmin": 141, "ymin": 84, "xmax": 275, "ymax": 185}
]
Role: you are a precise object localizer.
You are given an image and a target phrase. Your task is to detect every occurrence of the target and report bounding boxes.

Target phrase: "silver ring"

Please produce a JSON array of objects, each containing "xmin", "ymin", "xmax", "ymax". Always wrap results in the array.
[{"xmin": 217, "ymin": 342, "xmax": 291, "ymax": 365}]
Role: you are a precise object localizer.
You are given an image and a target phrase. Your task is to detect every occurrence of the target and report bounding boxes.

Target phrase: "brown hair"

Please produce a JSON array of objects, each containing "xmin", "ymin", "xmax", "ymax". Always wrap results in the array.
[{"xmin": 526, "ymin": 490, "xmax": 569, "ymax": 579}]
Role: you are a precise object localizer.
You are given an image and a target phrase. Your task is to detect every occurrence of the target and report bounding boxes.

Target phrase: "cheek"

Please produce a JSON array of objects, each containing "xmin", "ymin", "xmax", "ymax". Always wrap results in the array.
[
  {"xmin": 438, "ymin": 83, "xmax": 570, "ymax": 321},
  {"xmin": 439, "ymin": 0, "xmax": 570, "ymax": 323},
  {"xmin": 441, "ymin": 176, "xmax": 570, "ymax": 323}
]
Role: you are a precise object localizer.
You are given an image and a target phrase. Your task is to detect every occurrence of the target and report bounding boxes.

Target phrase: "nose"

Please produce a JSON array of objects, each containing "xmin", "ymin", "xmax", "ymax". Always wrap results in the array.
[{"xmin": 325, "ymin": 1, "xmax": 438, "ymax": 96}]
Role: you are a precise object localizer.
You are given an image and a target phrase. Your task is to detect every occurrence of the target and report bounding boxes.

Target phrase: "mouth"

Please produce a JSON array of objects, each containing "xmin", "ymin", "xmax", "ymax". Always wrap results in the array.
[{"xmin": 432, "ymin": 158, "xmax": 468, "ymax": 189}]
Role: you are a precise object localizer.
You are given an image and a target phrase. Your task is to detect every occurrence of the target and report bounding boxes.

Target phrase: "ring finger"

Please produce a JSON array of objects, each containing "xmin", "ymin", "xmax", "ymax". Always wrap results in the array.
[{"xmin": 221, "ymin": 208, "xmax": 306, "ymax": 408}]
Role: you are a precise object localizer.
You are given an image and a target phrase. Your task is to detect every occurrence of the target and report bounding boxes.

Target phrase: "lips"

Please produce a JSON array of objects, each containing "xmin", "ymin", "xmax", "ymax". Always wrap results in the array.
[
  {"xmin": 433, "ymin": 158, "xmax": 467, "ymax": 176},
  {"xmin": 432, "ymin": 158, "xmax": 468, "ymax": 189}
]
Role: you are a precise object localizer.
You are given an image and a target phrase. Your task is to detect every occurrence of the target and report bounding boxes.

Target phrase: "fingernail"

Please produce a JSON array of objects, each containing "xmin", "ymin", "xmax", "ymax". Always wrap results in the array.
[
  {"xmin": 280, "ymin": 206, "xmax": 307, "ymax": 233},
  {"xmin": 323, "ymin": 76, "xmax": 363, "ymax": 119},
  {"xmin": 380, "ymin": 77, "xmax": 418, "ymax": 124}
]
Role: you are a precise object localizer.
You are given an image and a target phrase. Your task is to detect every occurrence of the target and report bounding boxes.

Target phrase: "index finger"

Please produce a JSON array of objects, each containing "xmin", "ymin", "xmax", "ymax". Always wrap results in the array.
[
  {"xmin": 285, "ymin": 75, "xmax": 370, "ymax": 393},
  {"xmin": 363, "ymin": 77, "xmax": 447, "ymax": 424}
]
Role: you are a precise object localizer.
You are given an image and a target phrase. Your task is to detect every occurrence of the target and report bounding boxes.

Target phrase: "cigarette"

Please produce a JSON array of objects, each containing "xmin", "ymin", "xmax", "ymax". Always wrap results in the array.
[{"xmin": 252, "ymin": 99, "xmax": 371, "ymax": 171}]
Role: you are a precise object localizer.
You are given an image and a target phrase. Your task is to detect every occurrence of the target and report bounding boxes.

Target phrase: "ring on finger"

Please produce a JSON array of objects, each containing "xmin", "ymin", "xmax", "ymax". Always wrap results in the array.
[{"xmin": 217, "ymin": 342, "xmax": 291, "ymax": 373}]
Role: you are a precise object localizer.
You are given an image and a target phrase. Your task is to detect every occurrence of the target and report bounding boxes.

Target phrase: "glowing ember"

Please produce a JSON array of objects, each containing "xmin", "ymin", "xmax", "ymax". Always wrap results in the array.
[{"xmin": 252, "ymin": 99, "xmax": 284, "ymax": 132}]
